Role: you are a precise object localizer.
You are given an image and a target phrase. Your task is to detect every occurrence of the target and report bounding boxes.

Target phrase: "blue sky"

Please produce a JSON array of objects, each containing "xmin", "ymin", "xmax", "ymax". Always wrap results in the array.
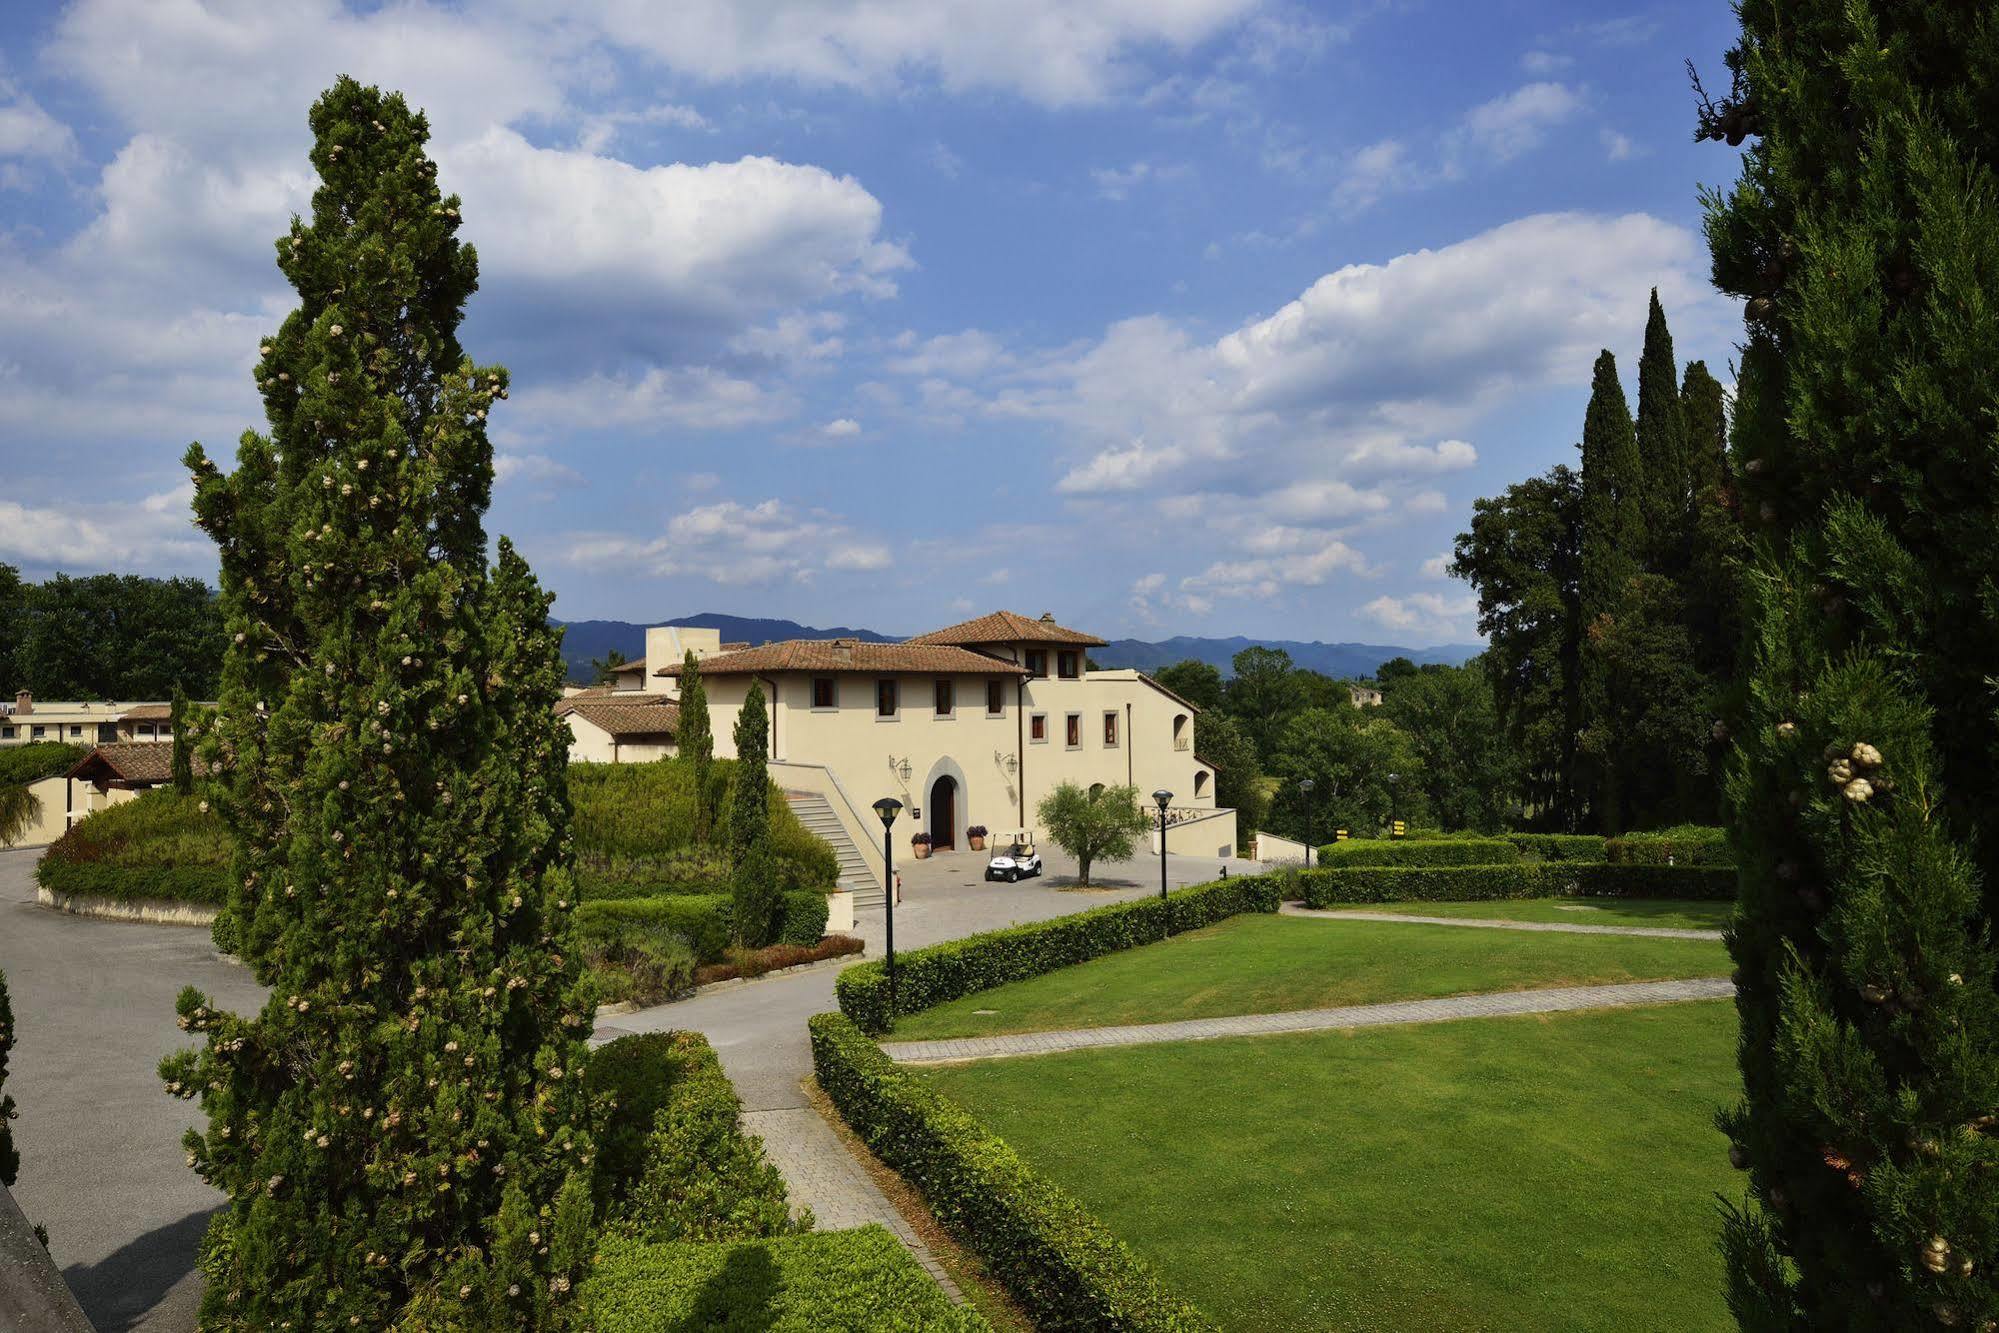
[{"xmin": 0, "ymin": 0, "xmax": 1745, "ymax": 645}]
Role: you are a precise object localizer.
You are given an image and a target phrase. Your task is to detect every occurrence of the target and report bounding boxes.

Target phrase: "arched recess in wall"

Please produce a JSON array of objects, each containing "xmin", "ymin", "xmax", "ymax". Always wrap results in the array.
[{"xmin": 921, "ymin": 755, "xmax": 971, "ymax": 851}]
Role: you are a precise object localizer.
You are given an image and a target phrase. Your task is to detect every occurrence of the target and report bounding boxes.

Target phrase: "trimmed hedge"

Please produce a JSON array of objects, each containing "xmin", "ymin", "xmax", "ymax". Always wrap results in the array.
[
  {"xmin": 34, "ymin": 789, "xmax": 231, "ymax": 906},
  {"xmin": 1295, "ymin": 861, "xmax": 1738, "ymax": 907},
  {"xmin": 578, "ymin": 888, "xmax": 831, "ymax": 965},
  {"xmin": 835, "ymin": 874, "xmax": 1283, "ymax": 1035},
  {"xmin": 0, "ymin": 741, "xmax": 87, "ymax": 786},
  {"xmin": 586, "ymin": 1032, "xmax": 692, "ymax": 1209},
  {"xmin": 811, "ymin": 1012, "xmax": 1211, "ymax": 1332},
  {"xmin": 1504, "ymin": 833, "xmax": 1608, "ymax": 861},
  {"xmin": 1317, "ymin": 837, "xmax": 1522, "ymax": 867},
  {"xmin": 570, "ymin": 758, "xmax": 839, "ymax": 894},
  {"xmin": 582, "ymin": 1228, "xmax": 989, "ymax": 1332},
  {"xmin": 1604, "ymin": 824, "xmax": 1731, "ymax": 867}
]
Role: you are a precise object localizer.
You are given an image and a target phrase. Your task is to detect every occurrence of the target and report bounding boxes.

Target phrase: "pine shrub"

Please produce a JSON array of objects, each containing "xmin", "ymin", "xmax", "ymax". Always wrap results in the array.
[
  {"xmin": 160, "ymin": 79, "xmax": 594, "ymax": 1326},
  {"xmin": 1701, "ymin": 6, "xmax": 1999, "ymax": 1325}
]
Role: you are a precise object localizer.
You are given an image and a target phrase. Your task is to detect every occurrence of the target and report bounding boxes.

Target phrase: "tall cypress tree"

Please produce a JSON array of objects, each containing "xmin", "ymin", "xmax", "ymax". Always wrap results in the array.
[
  {"xmin": 1704, "ymin": 5, "xmax": 1999, "ymax": 1327},
  {"xmin": 1576, "ymin": 350, "xmax": 1644, "ymax": 832},
  {"xmin": 1634, "ymin": 290, "xmax": 1689, "ymax": 564},
  {"xmin": 677, "ymin": 649, "xmax": 713, "ymax": 842},
  {"xmin": 162, "ymin": 79, "xmax": 594, "ymax": 1326},
  {"xmin": 726, "ymin": 682, "xmax": 777, "ymax": 947}
]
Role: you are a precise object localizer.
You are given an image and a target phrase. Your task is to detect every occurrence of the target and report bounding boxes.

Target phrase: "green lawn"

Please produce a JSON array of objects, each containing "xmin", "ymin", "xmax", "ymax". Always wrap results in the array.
[
  {"xmin": 888, "ymin": 915, "xmax": 1729, "ymax": 1041},
  {"xmin": 925, "ymin": 1000, "xmax": 1739, "ymax": 1332},
  {"xmin": 1335, "ymin": 896, "xmax": 1734, "ymax": 931}
]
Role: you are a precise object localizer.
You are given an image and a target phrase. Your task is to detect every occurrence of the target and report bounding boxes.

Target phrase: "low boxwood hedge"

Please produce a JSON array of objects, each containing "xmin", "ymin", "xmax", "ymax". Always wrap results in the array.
[
  {"xmin": 578, "ymin": 889, "xmax": 832, "ymax": 964},
  {"xmin": 581, "ymin": 1228, "xmax": 989, "ymax": 1332},
  {"xmin": 1603, "ymin": 825, "xmax": 1731, "ymax": 867},
  {"xmin": 810, "ymin": 1012, "xmax": 1210, "ymax": 1332},
  {"xmin": 0, "ymin": 741, "xmax": 87, "ymax": 786},
  {"xmin": 1295, "ymin": 861, "xmax": 1737, "ymax": 907},
  {"xmin": 835, "ymin": 873, "xmax": 1282, "ymax": 1035},
  {"xmin": 1317, "ymin": 837, "xmax": 1522, "ymax": 867}
]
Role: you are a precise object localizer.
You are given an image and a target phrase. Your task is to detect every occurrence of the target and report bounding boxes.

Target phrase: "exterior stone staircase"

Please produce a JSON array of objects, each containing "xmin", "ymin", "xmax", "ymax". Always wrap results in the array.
[{"xmin": 785, "ymin": 790, "xmax": 884, "ymax": 912}]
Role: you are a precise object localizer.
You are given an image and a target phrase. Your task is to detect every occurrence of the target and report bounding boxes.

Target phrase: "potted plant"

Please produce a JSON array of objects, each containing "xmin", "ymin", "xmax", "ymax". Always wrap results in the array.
[
  {"xmin": 911, "ymin": 832, "xmax": 933, "ymax": 860},
  {"xmin": 966, "ymin": 825, "xmax": 988, "ymax": 851}
]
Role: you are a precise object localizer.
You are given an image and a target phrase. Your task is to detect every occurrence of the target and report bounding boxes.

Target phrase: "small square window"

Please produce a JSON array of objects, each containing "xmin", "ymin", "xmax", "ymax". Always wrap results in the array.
[
  {"xmin": 1057, "ymin": 651, "xmax": 1080, "ymax": 679},
  {"xmin": 1065, "ymin": 713, "xmax": 1081, "ymax": 748},
  {"xmin": 876, "ymin": 679, "xmax": 898, "ymax": 718},
  {"xmin": 812, "ymin": 677, "xmax": 837, "ymax": 709},
  {"xmin": 986, "ymin": 680, "xmax": 1004, "ymax": 715},
  {"xmin": 934, "ymin": 679, "xmax": 954, "ymax": 716},
  {"xmin": 1025, "ymin": 649, "xmax": 1048, "ymax": 678},
  {"xmin": 31, "ymin": 725, "xmax": 46, "ymax": 739},
  {"xmin": 1, "ymin": 725, "xmax": 14, "ymax": 739},
  {"xmin": 1030, "ymin": 714, "xmax": 1048, "ymax": 742},
  {"xmin": 1103, "ymin": 711, "xmax": 1118, "ymax": 746},
  {"xmin": 69, "ymin": 724, "xmax": 82, "ymax": 737}
]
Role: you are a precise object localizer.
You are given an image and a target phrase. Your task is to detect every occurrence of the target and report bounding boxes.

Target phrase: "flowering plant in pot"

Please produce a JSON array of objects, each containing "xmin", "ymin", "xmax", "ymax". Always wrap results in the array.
[
  {"xmin": 966, "ymin": 825, "xmax": 988, "ymax": 851},
  {"xmin": 910, "ymin": 831, "xmax": 933, "ymax": 860}
]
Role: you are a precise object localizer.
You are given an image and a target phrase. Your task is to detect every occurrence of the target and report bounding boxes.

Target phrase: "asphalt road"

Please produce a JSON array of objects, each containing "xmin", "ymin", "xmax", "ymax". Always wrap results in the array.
[{"xmin": 0, "ymin": 848, "xmax": 263, "ymax": 1332}]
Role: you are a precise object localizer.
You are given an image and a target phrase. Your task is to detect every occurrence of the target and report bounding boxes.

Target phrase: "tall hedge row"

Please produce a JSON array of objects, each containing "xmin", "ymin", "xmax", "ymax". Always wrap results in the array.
[
  {"xmin": 835, "ymin": 874, "xmax": 1283, "ymax": 1035},
  {"xmin": 810, "ymin": 1012, "xmax": 1211, "ymax": 1332},
  {"xmin": 0, "ymin": 742, "xmax": 87, "ymax": 787},
  {"xmin": 1319, "ymin": 838, "xmax": 1522, "ymax": 867},
  {"xmin": 33, "ymin": 789, "xmax": 232, "ymax": 906}
]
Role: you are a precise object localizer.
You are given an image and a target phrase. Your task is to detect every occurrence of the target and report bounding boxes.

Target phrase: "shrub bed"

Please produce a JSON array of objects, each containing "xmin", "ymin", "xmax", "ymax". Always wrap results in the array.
[
  {"xmin": 810, "ymin": 1012, "xmax": 1211, "ymax": 1332},
  {"xmin": 0, "ymin": 741, "xmax": 87, "ymax": 786},
  {"xmin": 570, "ymin": 758, "xmax": 839, "ymax": 893},
  {"xmin": 581, "ymin": 1228, "xmax": 989, "ymax": 1332},
  {"xmin": 1317, "ymin": 837, "xmax": 1522, "ymax": 867},
  {"xmin": 694, "ymin": 935, "xmax": 864, "ymax": 987},
  {"xmin": 578, "ymin": 888, "xmax": 830, "ymax": 967},
  {"xmin": 1296, "ymin": 862, "xmax": 1737, "ymax": 907},
  {"xmin": 1603, "ymin": 825, "xmax": 1731, "ymax": 867},
  {"xmin": 34, "ymin": 790, "xmax": 231, "ymax": 906},
  {"xmin": 835, "ymin": 874, "xmax": 1282, "ymax": 1035}
]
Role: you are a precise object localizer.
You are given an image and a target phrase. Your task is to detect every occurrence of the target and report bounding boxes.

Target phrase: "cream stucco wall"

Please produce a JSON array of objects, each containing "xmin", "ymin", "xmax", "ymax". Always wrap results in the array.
[
  {"xmin": 0, "ymin": 701, "xmax": 154, "ymax": 746},
  {"xmin": 699, "ymin": 649, "xmax": 1218, "ymax": 853},
  {"xmin": 563, "ymin": 716, "xmax": 676, "ymax": 766},
  {"xmin": 4, "ymin": 777, "xmax": 141, "ymax": 849}
]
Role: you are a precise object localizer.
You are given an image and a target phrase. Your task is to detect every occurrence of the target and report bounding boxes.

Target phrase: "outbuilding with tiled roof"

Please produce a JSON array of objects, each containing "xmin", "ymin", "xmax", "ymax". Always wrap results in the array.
[
  {"xmin": 655, "ymin": 639, "xmax": 1025, "ymax": 678},
  {"xmin": 904, "ymin": 609, "xmax": 1107, "ymax": 648}
]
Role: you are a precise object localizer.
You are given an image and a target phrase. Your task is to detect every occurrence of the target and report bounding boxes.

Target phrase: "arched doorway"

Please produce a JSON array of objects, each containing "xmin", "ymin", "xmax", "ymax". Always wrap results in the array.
[{"xmin": 928, "ymin": 775, "xmax": 958, "ymax": 849}]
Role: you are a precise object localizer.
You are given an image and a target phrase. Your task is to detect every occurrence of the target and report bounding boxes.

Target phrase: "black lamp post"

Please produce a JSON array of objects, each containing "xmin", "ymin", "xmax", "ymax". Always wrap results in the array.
[
  {"xmin": 1299, "ymin": 777, "xmax": 1315, "ymax": 867},
  {"xmin": 1386, "ymin": 772, "xmax": 1399, "ymax": 838},
  {"xmin": 873, "ymin": 797, "xmax": 903, "ymax": 1017},
  {"xmin": 1152, "ymin": 789, "xmax": 1173, "ymax": 900}
]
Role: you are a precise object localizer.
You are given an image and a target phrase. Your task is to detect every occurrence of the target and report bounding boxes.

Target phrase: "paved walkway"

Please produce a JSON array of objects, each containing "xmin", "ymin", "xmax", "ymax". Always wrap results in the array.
[
  {"xmin": 1282, "ymin": 903, "xmax": 1725, "ymax": 941},
  {"xmin": 880, "ymin": 976, "xmax": 1736, "ymax": 1064}
]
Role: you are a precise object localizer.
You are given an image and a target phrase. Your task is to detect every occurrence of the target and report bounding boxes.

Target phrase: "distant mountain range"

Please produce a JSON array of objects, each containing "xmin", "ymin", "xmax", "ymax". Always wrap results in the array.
[{"xmin": 553, "ymin": 613, "xmax": 1479, "ymax": 684}]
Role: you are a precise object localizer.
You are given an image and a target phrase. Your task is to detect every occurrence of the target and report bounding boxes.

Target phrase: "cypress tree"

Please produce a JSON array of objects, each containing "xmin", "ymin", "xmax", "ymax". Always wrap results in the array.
[
  {"xmin": 726, "ymin": 682, "xmax": 776, "ymax": 948},
  {"xmin": 162, "ymin": 78, "xmax": 594, "ymax": 1326},
  {"xmin": 1704, "ymin": 5, "xmax": 1999, "ymax": 1327},
  {"xmin": 1634, "ymin": 290, "xmax": 1689, "ymax": 564},
  {"xmin": 677, "ymin": 649, "xmax": 712, "ymax": 842},
  {"xmin": 1576, "ymin": 350, "xmax": 1643, "ymax": 832},
  {"xmin": 170, "ymin": 682, "xmax": 194, "ymax": 796}
]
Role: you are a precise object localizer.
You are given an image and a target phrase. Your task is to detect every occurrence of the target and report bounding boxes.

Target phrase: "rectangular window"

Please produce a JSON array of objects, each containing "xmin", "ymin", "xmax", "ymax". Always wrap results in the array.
[
  {"xmin": 1, "ymin": 725, "xmax": 14, "ymax": 740},
  {"xmin": 812, "ymin": 677, "xmax": 837, "ymax": 709},
  {"xmin": 1030, "ymin": 714, "xmax": 1048, "ymax": 742},
  {"xmin": 1065, "ymin": 713, "xmax": 1082, "ymax": 748},
  {"xmin": 1025, "ymin": 649, "xmax": 1048, "ymax": 678},
  {"xmin": 934, "ymin": 679, "xmax": 954, "ymax": 716},
  {"xmin": 99, "ymin": 723, "xmax": 119, "ymax": 742},
  {"xmin": 876, "ymin": 679, "xmax": 898, "ymax": 718},
  {"xmin": 1103, "ymin": 711, "xmax": 1119, "ymax": 746},
  {"xmin": 68, "ymin": 724, "xmax": 82, "ymax": 738},
  {"xmin": 1057, "ymin": 650, "xmax": 1080, "ymax": 679},
  {"xmin": 986, "ymin": 680, "xmax": 1004, "ymax": 716},
  {"xmin": 31, "ymin": 725, "xmax": 46, "ymax": 739}
]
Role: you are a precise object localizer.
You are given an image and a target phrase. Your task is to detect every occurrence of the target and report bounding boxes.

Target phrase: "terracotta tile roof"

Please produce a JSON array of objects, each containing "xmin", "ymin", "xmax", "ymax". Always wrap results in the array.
[
  {"xmin": 905, "ymin": 610, "xmax": 1107, "ymax": 648},
  {"xmin": 564, "ymin": 698, "xmax": 681, "ymax": 739},
  {"xmin": 656, "ymin": 638, "xmax": 1025, "ymax": 677},
  {"xmin": 66, "ymin": 743, "xmax": 204, "ymax": 786},
  {"xmin": 720, "ymin": 641, "xmax": 752, "ymax": 652},
  {"xmin": 119, "ymin": 703, "xmax": 175, "ymax": 721},
  {"xmin": 608, "ymin": 656, "xmax": 646, "ymax": 675}
]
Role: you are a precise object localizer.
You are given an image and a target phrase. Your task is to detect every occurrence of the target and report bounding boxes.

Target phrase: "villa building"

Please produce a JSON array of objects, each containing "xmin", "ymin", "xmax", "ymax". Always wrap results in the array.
[
  {"xmin": 0, "ymin": 692, "xmax": 183, "ymax": 746},
  {"xmin": 560, "ymin": 610, "xmax": 1236, "ymax": 896}
]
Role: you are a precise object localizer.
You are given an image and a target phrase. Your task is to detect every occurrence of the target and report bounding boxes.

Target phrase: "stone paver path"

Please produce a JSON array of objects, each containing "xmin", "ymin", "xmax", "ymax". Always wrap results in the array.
[
  {"xmin": 1281, "ymin": 902, "xmax": 1725, "ymax": 941},
  {"xmin": 881, "ymin": 976, "xmax": 1735, "ymax": 1064}
]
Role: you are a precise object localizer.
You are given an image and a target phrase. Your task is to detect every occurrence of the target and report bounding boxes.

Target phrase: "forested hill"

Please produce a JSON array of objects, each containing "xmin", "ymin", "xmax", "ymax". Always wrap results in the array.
[{"xmin": 554, "ymin": 613, "xmax": 1478, "ymax": 684}]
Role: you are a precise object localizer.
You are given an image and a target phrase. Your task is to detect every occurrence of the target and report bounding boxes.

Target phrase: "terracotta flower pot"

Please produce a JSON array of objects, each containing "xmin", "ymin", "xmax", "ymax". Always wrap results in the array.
[
  {"xmin": 968, "ymin": 835, "xmax": 986, "ymax": 851},
  {"xmin": 912, "ymin": 842, "xmax": 932, "ymax": 860}
]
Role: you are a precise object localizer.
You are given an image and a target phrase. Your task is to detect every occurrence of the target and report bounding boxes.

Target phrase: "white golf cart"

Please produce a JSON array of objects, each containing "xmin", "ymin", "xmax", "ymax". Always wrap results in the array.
[{"xmin": 984, "ymin": 833, "xmax": 1044, "ymax": 882}]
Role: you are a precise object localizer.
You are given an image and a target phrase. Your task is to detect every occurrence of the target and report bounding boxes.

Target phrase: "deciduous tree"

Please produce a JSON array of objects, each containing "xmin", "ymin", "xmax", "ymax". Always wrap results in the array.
[{"xmin": 1037, "ymin": 783, "xmax": 1150, "ymax": 888}]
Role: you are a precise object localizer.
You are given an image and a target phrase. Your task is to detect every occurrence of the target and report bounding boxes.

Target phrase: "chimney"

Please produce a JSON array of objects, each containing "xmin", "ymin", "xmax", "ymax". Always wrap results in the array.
[
  {"xmin": 1039, "ymin": 612, "xmax": 1057, "ymax": 624},
  {"xmin": 833, "ymin": 638, "xmax": 855, "ymax": 665},
  {"xmin": 13, "ymin": 690, "xmax": 29, "ymax": 716}
]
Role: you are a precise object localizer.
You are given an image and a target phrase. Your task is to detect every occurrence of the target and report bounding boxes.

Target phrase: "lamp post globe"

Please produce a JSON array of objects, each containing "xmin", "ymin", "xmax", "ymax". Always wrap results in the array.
[
  {"xmin": 1152, "ymin": 790, "xmax": 1173, "ymax": 900},
  {"xmin": 1300, "ymin": 777, "xmax": 1315, "ymax": 868},
  {"xmin": 873, "ymin": 798, "xmax": 903, "ymax": 1016}
]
